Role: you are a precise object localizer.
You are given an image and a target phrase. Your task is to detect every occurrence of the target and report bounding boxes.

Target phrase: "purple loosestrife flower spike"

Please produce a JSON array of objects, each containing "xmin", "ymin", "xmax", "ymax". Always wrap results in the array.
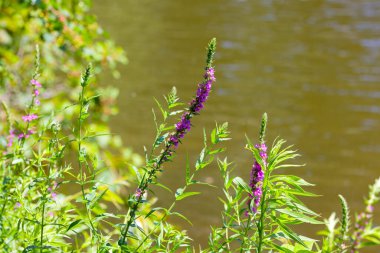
[
  {"xmin": 119, "ymin": 38, "xmax": 217, "ymax": 247},
  {"xmin": 168, "ymin": 39, "xmax": 216, "ymax": 149},
  {"xmin": 248, "ymin": 143, "xmax": 267, "ymax": 213},
  {"xmin": 351, "ymin": 177, "xmax": 380, "ymax": 252},
  {"xmin": 247, "ymin": 113, "xmax": 268, "ymax": 214},
  {"xmin": 168, "ymin": 66, "xmax": 215, "ymax": 148}
]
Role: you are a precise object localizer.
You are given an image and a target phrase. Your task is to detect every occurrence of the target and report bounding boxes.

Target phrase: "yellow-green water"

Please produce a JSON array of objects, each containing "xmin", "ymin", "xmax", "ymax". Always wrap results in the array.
[{"xmin": 93, "ymin": 0, "xmax": 380, "ymax": 249}]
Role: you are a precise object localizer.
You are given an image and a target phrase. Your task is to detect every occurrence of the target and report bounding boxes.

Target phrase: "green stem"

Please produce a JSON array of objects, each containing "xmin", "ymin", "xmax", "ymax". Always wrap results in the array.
[
  {"xmin": 40, "ymin": 199, "xmax": 46, "ymax": 253},
  {"xmin": 0, "ymin": 198, "xmax": 8, "ymax": 221},
  {"xmin": 119, "ymin": 143, "xmax": 172, "ymax": 246},
  {"xmin": 257, "ymin": 169, "xmax": 269, "ymax": 252},
  {"xmin": 119, "ymin": 39, "xmax": 216, "ymax": 247},
  {"xmin": 135, "ymin": 196, "xmax": 178, "ymax": 251},
  {"xmin": 240, "ymin": 217, "xmax": 251, "ymax": 252},
  {"xmin": 77, "ymin": 84, "xmax": 97, "ymax": 241}
]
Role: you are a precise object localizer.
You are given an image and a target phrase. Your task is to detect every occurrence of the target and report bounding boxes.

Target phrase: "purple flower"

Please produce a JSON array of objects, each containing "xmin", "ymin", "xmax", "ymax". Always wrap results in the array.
[
  {"xmin": 34, "ymin": 89, "xmax": 39, "ymax": 96},
  {"xmin": 35, "ymin": 99, "xmax": 40, "ymax": 106},
  {"xmin": 168, "ymin": 67, "xmax": 216, "ymax": 148},
  {"xmin": 6, "ymin": 130, "xmax": 15, "ymax": 147},
  {"xmin": 189, "ymin": 67, "xmax": 215, "ymax": 113},
  {"xmin": 25, "ymin": 129, "xmax": 34, "ymax": 138},
  {"xmin": 248, "ymin": 143, "xmax": 267, "ymax": 213},
  {"xmin": 135, "ymin": 188, "xmax": 143, "ymax": 198},
  {"xmin": 366, "ymin": 205, "xmax": 374, "ymax": 213},
  {"xmin": 22, "ymin": 114, "xmax": 38, "ymax": 122},
  {"xmin": 352, "ymin": 204, "xmax": 376, "ymax": 252},
  {"xmin": 31, "ymin": 79, "xmax": 42, "ymax": 88}
]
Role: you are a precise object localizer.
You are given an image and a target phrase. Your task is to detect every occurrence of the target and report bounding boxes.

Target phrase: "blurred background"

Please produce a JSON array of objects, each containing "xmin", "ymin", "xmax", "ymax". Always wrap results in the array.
[{"xmin": 92, "ymin": 0, "xmax": 380, "ymax": 247}]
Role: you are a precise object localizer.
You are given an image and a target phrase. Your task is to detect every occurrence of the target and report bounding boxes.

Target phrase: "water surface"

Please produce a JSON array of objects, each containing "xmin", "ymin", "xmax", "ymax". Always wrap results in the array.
[{"xmin": 93, "ymin": 0, "xmax": 380, "ymax": 248}]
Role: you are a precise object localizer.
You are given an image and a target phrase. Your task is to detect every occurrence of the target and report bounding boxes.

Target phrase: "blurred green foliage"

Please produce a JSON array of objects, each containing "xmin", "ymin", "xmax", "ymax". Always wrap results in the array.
[
  {"xmin": 0, "ymin": 0, "xmax": 126, "ymax": 86},
  {"xmin": 0, "ymin": 0, "xmax": 140, "ymax": 171}
]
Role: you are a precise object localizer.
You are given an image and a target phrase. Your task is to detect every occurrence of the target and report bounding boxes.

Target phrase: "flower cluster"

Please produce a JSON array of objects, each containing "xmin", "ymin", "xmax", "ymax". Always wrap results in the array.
[
  {"xmin": 22, "ymin": 114, "xmax": 38, "ymax": 122},
  {"xmin": 22, "ymin": 79, "xmax": 42, "ymax": 122},
  {"xmin": 169, "ymin": 113, "xmax": 191, "ymax": 147},
  {"xmin": 48, "ymin": 181, "xmax": 58, "ymax": 201},
  {"xmin": 135, "ymin": 188, "xmax": 143, "ymax": 198},
  {"xmin": 6, "ymin": 79, "xmax": 42, "ymax": 148},
  {"xmin": 31, "ymin": 78, "xmax": 42, "ymax": 106},
  {"xmin": 168, "ymin": 67, "xmax": 215, "ymax": 148},
  {"xmin": 7, "ymin": 129, "xmax": 35, "ymax": 147},
  {"xmin": 190, "ymin": 67, "xmax": 215, "ymax": 113},
  {"xmin": 351, "ymin": 209, "xmax": 373, "ymax": 251},
  {"xmin": 248, "ymin": 143, "xmax": 267, "ymax": 213},
  {"xmin": 351, "ymin": 177, "xmax": 380, "ymax": 252}
]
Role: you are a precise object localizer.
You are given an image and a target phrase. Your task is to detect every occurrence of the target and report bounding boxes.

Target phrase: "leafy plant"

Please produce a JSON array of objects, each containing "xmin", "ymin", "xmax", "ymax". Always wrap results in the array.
[{"xmin": 1, "ymin": 3, "xmax": 380, "ymax": 251}]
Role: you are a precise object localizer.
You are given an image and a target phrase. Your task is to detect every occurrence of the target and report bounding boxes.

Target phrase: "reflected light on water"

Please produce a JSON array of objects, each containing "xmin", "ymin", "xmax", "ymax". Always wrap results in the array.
[{"xmin": 93, "ymin": 0, "xmax": 380, "ymax": 249}]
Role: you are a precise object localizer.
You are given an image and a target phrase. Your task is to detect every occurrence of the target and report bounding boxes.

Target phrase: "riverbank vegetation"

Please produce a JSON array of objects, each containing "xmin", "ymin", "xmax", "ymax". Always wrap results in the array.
[{"xmin": 1, "ymin": 1, "xmax": 380, "ymax": 252}]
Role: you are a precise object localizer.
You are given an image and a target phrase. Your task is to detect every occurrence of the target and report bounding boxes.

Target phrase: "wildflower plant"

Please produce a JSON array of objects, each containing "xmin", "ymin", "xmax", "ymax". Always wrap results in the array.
[
  {"xmin": 205, "ymin": 113, "xmax": 323, "ymax": 252},
  {"xmin": 118, "ymin": 38, "xmax": 217, "ymax": 250},
  {"xmin": 351, "ymin": 177, "xmax": 380, "ymax": 251},
  {"xmin": 1, "ymin": 25, "xmax": 380, "ymax": 253},
  {"xmin": 319, "ymin": 177, "xmax": 380, "ymax": 253}
]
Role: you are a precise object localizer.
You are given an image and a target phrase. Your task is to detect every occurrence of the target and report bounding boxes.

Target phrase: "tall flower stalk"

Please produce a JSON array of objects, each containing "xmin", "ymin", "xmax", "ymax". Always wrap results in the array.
[
  {"xmin": 351, "ymin": 177, "xmax": 380, "ymax": 252},
  {"xmin": 6, "ymin": 46, "xmax": 41, "ymax": 152},
  {"xmin": 247, "ymin": 113, "xmax": 267, "ymax": 215},
  {"xmin": 76, "ymin": 64, "xmax": 98, "ymax": 242},
  {"xmin": 252, "ymin": 113, "xmax": 268, "ymax": 253},
  {"xmin": 248, "ymin": 143, "xmax": 266, "ymax": 214},
  {"xmin": 119, "ymin": 38, "xmax": 217, "ymax": 247}
]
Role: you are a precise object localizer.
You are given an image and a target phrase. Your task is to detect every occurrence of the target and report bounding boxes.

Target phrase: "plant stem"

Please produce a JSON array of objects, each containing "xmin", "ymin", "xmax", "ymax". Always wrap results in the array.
[
  {"xmin": 240, "ymin": 216, "xmax": 251, "ymax": 252},
  {"xmin": 135, "ymin": 194, "xmax": 178, "ymax": 251},
  {"xmin": 40, "ymin": 199, "xmax": 45, "ymax": 253},
  {"xmin": 257, "ymin": 169, "xmax": 269, "ymax": 253},
  {"xmin": 77, "ymin": 81, "xmax": 97, "ymax": 242},
  {"xmin": 119, "ymin": 143, "xmax": 172, "ymax": 246}
]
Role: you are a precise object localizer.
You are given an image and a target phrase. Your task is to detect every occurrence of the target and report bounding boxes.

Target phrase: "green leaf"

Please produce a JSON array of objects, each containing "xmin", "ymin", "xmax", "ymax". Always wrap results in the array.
[
  {"xmin": 185, "ymin": 155, "xmax": 191, "ymax": 184},
  {"xmin": 284, "ymin": 200, "xmax": 319, "ymax": 217},
  {"xmin": 170, "ymin": 212, "xmax": 193, "ymax": 225},
  {"xmin": 360, "ymin": 227, "xmax": 380, "ymax": 247},
  {"xmin": 66, "ymin": 219, "xmax": 82, "ymax": 232},
  {"xmin": 87, "ymin": 94, "xmax": 101, "ymax": 101},
  {"xmin": 169, "ymin": 109, "xmax": 183, "ymax": 116},
  {"xmin": 211, "ymin": 128, "xmax": 218, "ymax": 144},
  {"xmin": 154, "ymin": 98, "xmax": 168, "ymax": 120},
  {"xmin": 89, "ymin": 188, "xmax": 108, "ymax": 208},
  {"xmin": 271, "ymin": 175, "xmax": 314, "ymax": 187},
  {"xmin": 176, "ymin": 191, "xmax": 201, "ymax": 201},
  {"xmin": 271, "ymin": 243, "xmax": 294, "ymax": 253},
  {"xmin": 209, "ymin": 148, "xmax": 226, "ymax": 155},
  {"xmin": 273, "ymin": 216, "xmax": 307, "ymax": 247},
  {"xmin": 153, "ymin": 182, "xmax": 173, "ymax": 193},
  {"xmin": 276, "ymin": 208, "xmax": 323, "ymax": 224},
  {"xmin": 154, "ymin": 133, "xmax": 168, "ymax": 148},
  {"xmin": 232, "ymin": 177, "xmax": 250, "ymax": 192},
  {"xmin": 145, "ymin": 207, "xmax": 164, "ymax": 218},
  {"xmin": 282, "ymin": 188, "xmax": 320, "ymax": 197}
]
